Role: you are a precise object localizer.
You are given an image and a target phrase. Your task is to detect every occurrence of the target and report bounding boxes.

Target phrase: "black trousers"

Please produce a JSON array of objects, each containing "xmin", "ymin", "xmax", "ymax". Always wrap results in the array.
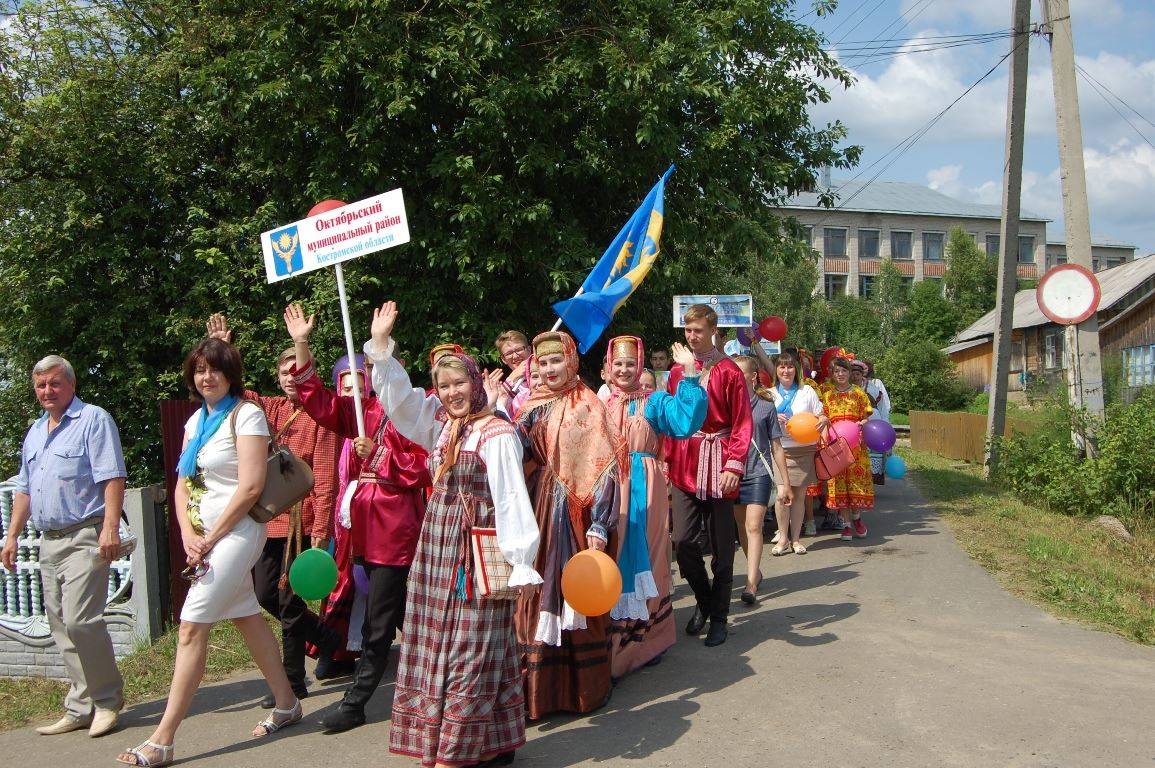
[
  {"xmin": 670, "ymin": 487, "xmax": 737, "ymax": 620},
  {"xmin": 341, "ymin": 562, "xmax": 409, "ymax": 712},
  {"xmin": 253, "ymin": 537, "xmax": 328, "ymax": 690}
]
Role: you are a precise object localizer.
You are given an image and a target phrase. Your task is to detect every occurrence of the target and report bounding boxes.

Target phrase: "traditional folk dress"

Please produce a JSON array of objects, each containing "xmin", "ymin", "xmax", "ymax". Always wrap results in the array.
[
  {"xmin": 604, "ymin": 336, "xmax": 706, "ymax": 678},
  {"xmin": 306, "ymin": 355, "xmax": 372, "ymax": 662},
  {"xmin": 515, "ymin": 331, "xmax": 626, "ymax": 720},
  {"xmin": 367, "ymin": 339, "xmax": 542, "ymax": 767},
  {"xmin": 820, "ymin": 385, "xmax": 874, "ymax": 511},
  {"xmin": 864, "ymin": 376, "xmax": 892, "ymax": 476}
]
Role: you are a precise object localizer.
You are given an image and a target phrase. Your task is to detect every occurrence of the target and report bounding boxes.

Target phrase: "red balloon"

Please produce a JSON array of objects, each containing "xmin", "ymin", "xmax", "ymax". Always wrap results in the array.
[
  {"xmin": 308, "ymin": 199, "xmax": 348, "ymax": 217},
  {"xmin": 759, "ymin": 316, "xmax": 787, "ymax": 342}
]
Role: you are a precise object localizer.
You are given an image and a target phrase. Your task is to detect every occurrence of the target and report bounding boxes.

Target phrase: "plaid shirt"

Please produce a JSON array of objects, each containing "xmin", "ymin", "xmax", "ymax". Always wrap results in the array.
[{"xmin": 246, "ymin": 390, "xmax": 339, "ymax": 540}]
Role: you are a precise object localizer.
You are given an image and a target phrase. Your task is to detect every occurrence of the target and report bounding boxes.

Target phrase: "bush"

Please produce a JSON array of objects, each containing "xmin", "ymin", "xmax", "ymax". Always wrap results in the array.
[
  {"xmin": 877, "ymin": 339, "xmax": 971, "ymax": 412},
  {"xmin": 994, "ymin": 389, "xmax": 1155, "ymax": 520}
]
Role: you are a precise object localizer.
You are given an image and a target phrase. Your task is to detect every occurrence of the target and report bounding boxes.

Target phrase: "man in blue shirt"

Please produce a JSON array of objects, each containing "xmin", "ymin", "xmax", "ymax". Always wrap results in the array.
[{"xmin": 2, "ymin": 355, "xmax": 127, "ymax": 737}]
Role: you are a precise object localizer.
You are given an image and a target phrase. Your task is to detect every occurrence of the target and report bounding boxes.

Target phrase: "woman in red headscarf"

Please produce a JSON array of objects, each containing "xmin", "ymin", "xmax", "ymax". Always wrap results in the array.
[
  {"xmin": 603, "ymin": 335, "xmax": 706, "ymax": 678},
  {"xmin": 515, "ymin": 330, "xmax": 626, "ymax": 719},
  {"xmin": 365, "ymin": 301, "xmax": 542, "ymax": 768}
]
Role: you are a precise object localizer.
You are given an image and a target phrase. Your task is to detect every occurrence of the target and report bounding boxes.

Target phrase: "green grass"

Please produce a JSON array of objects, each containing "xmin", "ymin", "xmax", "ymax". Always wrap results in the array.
[
  {"xmin": 902, "ymin": 448, "xmax": 1155, "ymax": 645},
  {"xmin": 0, "ymin": 615, "xmax": 277, "ymax": 731},
  {"xmin": 889, "ymin": 412, "xmax": 910, "ymax": 426}
]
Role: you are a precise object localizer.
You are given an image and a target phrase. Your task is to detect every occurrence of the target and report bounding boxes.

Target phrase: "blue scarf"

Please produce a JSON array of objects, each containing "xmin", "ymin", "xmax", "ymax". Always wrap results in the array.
[
  {"xmin": 775, "ymin": 382, "xmax": 799, "ymax": 416},
  {"xmin": 177, "ymin": 395, "xmax": 239, "ymax": 478}
]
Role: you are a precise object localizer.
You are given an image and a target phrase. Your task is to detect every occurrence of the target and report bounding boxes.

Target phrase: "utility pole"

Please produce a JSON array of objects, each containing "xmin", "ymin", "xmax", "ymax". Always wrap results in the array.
[
  {"xmin": 984, "ymin": 0, "xmax": 1031, "ymax": 477},
  {"xmin": 1042, "ymin": 0, "xmax": 1106, "ymax": 447}
]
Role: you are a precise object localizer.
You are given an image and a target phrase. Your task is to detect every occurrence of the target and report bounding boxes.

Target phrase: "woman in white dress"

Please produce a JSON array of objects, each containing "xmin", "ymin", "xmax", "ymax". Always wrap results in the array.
[{"xmin": 117, "ymin": 339, "xmax": 302, "ymax": 768}]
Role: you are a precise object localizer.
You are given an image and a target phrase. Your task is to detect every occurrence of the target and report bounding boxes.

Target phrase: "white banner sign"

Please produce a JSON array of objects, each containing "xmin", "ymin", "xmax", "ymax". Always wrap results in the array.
[
  {"xmin": 260, "ymin": 188, "xmax": 410, "ymax": 283},
  {"xmin": 672, "ymin": 294, "xmax": 754, "ymax": 328}
]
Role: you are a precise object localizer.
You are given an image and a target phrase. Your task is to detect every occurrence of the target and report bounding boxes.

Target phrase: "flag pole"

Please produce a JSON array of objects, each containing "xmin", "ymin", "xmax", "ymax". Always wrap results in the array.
[{"xmin": 334, "ymin": 262, "xmax": 366, "ymax": 438}]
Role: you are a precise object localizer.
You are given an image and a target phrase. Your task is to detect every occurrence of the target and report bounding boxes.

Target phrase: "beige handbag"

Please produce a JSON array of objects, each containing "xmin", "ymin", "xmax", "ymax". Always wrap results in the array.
[{"xmin": 231, "ymin": 405, "xmax": 315, "ymax": 524}]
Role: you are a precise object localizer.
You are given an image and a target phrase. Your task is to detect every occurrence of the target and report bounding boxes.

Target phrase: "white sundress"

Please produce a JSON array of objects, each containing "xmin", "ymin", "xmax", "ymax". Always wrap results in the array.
[{"xmin": 180, "ymin": 401, "xmax": 270, "ymax": 623}]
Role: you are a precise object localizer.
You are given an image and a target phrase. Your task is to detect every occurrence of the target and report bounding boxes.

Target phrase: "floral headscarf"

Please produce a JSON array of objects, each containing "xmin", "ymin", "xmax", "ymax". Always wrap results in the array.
[
  {"xmin": 517, "ymin": 331, "xmax": 626, "ymax": 514},
  {"xmin": 432, "ymin": 352, "xmax": 491, "ymax": 482}
]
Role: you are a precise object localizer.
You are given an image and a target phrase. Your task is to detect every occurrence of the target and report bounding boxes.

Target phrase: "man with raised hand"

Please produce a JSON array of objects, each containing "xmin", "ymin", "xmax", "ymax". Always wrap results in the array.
[{"xmin": 664, "ymin": 305, "xmax": 753, "ymax": 647}]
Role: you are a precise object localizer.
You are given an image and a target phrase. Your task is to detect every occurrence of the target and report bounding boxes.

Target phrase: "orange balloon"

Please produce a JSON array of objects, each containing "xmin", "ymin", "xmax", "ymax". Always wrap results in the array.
[
  {"xmin": 787, "ymin": 412, "xmax": 820, "ymax": 443},
  {"xmin": 561, "ymin": 550, "xmax": 622, "ymax": 617}
]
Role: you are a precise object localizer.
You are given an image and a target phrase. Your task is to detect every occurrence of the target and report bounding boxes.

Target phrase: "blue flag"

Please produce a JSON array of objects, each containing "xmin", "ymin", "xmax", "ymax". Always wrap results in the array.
[{"xmin": 553, "ymin": 165, "xmax": 674, "ymax": 353}]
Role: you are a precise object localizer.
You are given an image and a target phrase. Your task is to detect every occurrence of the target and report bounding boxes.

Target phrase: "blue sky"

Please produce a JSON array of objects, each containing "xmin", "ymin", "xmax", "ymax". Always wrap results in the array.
[{"xmin": 799, "ymin": 0, "xmax": 1155, "ymax": 255}]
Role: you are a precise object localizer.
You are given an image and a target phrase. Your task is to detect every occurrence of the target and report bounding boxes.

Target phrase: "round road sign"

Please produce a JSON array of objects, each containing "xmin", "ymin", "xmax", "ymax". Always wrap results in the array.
[{"xmin": 1036, "ymin": 264, "xmax": 1101, "ymax": 326}]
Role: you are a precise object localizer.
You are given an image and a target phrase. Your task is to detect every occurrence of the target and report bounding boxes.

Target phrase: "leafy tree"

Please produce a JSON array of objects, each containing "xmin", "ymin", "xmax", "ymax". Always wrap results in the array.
[
  {"xmin": 874, "ymin": 259, "xmax": 907, "ymax": 348},
  {"xmin": 900, "ymin": 279, "xmax": 960, "ymax": 346},
  {"xmin": 0, "ymin": 0, "xmax": 860, "ymax": 484},
  {"xmin": 825, "ymin": 295, "xmax": 883, "ymax": 362},
  {"xmin": 877, "ymin": 339, "xmax": 970, "ymax": 412},
  {"xmin": 943, "ymin": 226, "xmax": 997, "ymax": 330}
]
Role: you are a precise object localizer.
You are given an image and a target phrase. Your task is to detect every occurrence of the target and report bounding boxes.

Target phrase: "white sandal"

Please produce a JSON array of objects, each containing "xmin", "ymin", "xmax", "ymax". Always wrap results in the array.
[
  {"xmin": 252, "ymin": 698, "xmax": 302, "ymax": 738},
  {"xmin": 116, "ymin": 740, "xmax": 174, "ymax": 767}
]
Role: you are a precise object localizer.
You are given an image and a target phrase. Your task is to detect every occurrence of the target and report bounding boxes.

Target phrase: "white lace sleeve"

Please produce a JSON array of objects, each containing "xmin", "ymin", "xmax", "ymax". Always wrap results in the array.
[
  {"xmin": 479, "ymin": 430, "xmax": 542, "ymax": 587},
  {"xmin": 363, "ymin": 338, "xmax": 443, "ymax": 451}
]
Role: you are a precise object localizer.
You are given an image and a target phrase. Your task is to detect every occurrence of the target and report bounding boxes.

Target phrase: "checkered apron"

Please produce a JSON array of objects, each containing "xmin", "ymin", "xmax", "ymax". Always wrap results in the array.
[{"xmin": 389, "ymin": 442, "xmax": 525, "ymax": 766}]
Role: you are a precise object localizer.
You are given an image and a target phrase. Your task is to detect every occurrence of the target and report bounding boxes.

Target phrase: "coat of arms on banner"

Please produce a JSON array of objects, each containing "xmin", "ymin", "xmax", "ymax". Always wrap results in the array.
[{"xmin": 270, "ymin": 225, "xmax": 303, "ymax": 277}]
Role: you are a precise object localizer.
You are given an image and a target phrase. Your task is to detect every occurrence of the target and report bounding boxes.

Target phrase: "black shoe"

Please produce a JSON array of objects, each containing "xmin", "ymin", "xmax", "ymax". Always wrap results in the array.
[
  {"xmin": 704, "ymin": 619, "xmax": 728, "ymax": 647},
  {"xmin": 315, "ymin": 655, "xmax": 356, "ymax": 680},
  {"xmin": 260, "ymin": 687, "xmax": 308, "ymax": 709},
  {"xmin": 481, "ymin": 751, "xmax": 516, "ymax": 766},
  {"xmin": 684, "ymin": 606, "xmax": 707, "ymax": 635},
  {"xmin": 321, "ymin": 704, "xmax": 366, "ymax": 733},
  {"xmin": 740, "ymin": 590, "xmax": 756, "ymax": 605},
  {"xmin": 643, "ymin": 651, "xmax": 665, "ymax": 668}
]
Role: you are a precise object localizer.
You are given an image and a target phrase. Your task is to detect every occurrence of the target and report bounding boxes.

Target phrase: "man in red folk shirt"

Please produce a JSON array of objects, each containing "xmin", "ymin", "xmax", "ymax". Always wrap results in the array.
[
  {"xmin": 207, "ymin": 315, "xmax": 343, "ymax": 705},
  {"xmin": 665, "ymin": 304, "xmax": 753, "ymax": 648}
]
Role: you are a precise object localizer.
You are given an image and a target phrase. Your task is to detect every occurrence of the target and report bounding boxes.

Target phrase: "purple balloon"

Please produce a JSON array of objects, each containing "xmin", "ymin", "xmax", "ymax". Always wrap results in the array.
[
  {"xmin": 863, "ymin": 420, "xmax": 897, "ymax": 452},
  {"xmin": 353, "ymin": 564, "xmax": 369, "ymax": 595}
]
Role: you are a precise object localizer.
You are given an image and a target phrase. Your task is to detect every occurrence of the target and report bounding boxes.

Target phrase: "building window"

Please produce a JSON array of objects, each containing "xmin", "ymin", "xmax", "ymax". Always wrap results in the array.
[
  {"xmin": 1049, "ymin": 253, "xmax": 1068, "ymax": 270},
  {"xmin": 900, "ymin": 277, "xmax": 914, "ymax": 296},
  {"xmin": 891, "ymin": 231, "xmax": 913, "ymax": 260},
  {"xmin": 824, "ymin": 228, "xmax": 847, "ymax": 258},
  {"xmin": 1106, "ymin": 256, "xmax": 1126, "ymax": 270},
  {"xmin": 859, "ymin": 275, "xmax": 877, "ymax": 298},
  {"xmin": 1017, "ymin": 235, "xmax": 1035, "ymax": 263},
  {"xmin": 858, "ymin": 229, "xmax": 880, "ymax": 258},
  {"xmin": 824, "ymin": 274, "xmax": 847, "ymax": 300},
  {"xmin": 986, "ymin": 234, "xmax": 1000, "ymax": 257},
  {"xmin": 923, "ymin": 232, "xmax": 944, "ymax": 261},
  {"xmin": 1123, "ymin": 344, "xmax": 1155, "ymax": 387},
  {"xmin": 1044, "ymin": 331, "xmax": 1067, "ymax": 370},
  {"xmin": 803, "ymin": 225, "xmax": 813, "ymax": 246},
  {"xmin": 969, "ymin": 233, "xmax": 979, "ymax": 244}
]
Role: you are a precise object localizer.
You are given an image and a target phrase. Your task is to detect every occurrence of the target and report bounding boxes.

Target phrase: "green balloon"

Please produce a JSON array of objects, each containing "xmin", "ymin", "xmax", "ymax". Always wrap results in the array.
[{"xmin": 288, "ymin": 547, "xmax": 339, "ymax": 600}]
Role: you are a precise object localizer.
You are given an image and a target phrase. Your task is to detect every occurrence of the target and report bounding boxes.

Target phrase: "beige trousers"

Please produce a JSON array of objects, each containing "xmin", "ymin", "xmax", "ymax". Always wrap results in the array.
[{"xmin": 37, "ymin": 523, "xmax": 124, "ymax": 719}]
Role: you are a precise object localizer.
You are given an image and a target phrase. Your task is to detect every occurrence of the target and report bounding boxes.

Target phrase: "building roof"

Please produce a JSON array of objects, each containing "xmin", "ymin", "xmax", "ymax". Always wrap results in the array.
[
  {"xmin": 954, "ymin": 254, "xmax": 1155, "ymax": 342},
  {"xmin": 781, "ymin": 178, "xmax": 1051, "ymax": 222},
  {"xmin": 1045, "ymin": 236, "xmax": 1137, "ymax": 249}
]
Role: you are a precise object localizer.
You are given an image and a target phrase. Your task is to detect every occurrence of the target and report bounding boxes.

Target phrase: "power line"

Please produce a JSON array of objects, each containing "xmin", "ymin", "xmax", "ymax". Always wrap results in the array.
[
  {"xmin": 1074, "ymin": 62, "xmax": 1155, "ymax": 135},
  {"xmin": 807, "ymin": 35, "xmax": 1030, "ymax": 229},
  {"xmin": 832, "ymin": 0, "xmax": 891, "ymax": 46},
  {"xmin": 1074, "ymin": 65, "xmax": 1155, "ymax": 152},
  {"xmin": 846, "ymin": 0, "xmax": 939, "ymax": 65}
]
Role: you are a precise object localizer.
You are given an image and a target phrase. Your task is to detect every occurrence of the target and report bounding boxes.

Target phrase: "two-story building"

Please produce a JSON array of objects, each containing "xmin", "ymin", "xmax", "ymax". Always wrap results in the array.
[{"xmin": 779, "ymin": 177, "xmax": 1136, "ymax": 298}]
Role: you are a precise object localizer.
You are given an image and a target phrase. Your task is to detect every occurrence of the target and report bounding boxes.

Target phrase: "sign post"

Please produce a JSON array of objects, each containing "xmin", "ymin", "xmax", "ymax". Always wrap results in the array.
[{"xmin": 261, "ymin": 191, "xmax": 411, "ymax": 438}]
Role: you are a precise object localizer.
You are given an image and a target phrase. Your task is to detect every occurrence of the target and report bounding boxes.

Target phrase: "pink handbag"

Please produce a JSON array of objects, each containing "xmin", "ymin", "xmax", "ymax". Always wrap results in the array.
[{"xmin": 814, "ymin": 431, "xmax": 855, "ymax": 481}]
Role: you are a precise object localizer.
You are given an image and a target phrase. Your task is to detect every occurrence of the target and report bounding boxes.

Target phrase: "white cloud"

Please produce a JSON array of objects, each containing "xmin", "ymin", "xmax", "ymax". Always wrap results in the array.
[{"xmin": 926, "ymin": 139, "xmax": 1155, "ymax": 248}]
